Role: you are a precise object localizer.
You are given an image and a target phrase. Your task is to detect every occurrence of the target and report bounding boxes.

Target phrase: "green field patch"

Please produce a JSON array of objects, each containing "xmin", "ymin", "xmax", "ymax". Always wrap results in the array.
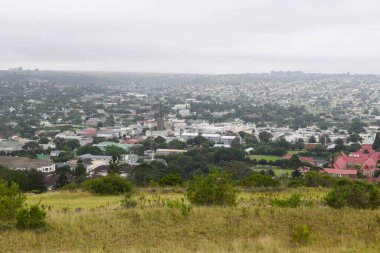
[
  {"xmin": 287, "ymin": 150, "xmax": 306, "ymax": 155},
  {"xmin": 249, "ymin": 155, "xmax": 284, "ymax": 162}
]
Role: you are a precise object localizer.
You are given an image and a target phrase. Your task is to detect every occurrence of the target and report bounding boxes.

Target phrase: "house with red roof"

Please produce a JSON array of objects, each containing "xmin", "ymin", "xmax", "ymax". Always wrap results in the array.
[{"xmin": 325, "ymin": 142, "xmax": 380, "ymax": 178}]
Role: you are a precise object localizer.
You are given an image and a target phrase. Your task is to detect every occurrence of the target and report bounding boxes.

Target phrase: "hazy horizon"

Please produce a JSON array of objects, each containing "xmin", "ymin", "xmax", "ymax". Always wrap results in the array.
[{"xmin": 1, "ymin": 0, "xmax": 380, "ymax": 74}]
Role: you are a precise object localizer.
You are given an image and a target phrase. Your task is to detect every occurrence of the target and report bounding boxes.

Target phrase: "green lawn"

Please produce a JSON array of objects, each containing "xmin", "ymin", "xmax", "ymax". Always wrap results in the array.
[
  {"xmin": 273, "ymin": 169, "xmax": 293, "ymax": 176},
  {"xmin": 251, "ymin": 168, "xmax": 293, "ymax": 177},
  {"xmin": 249, "ymin": 155, "xmax": 284, "ymax": 162},
  {"xmin": 287, "ymin": 150, "xmax": 306, "ymax": 155}
]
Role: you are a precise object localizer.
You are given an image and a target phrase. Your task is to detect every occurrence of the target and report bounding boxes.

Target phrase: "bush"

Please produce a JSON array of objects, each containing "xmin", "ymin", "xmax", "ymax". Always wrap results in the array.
[
  {"xmin": 304, "ymin": 171, "xmax": 334, "ymax": 187},
  {"xmin": 82, "ymin": 174, "xmax": 134, "ymax": 195},
  {"xmin": 186, "ymin": 170, "xmax": 237, "ymax": 206},
  {"xmin": 121, "ymin": 192, "xmax": 137, "ymax": 208},
  {"xmin": 287, "ymin": 179, "xmax": 304, "ymax": 188},
  {"xmin": 165, "ymin": 199, "xmax": 192, "ymax": 217},
  {"xmin": 242, "ymin": 173, "xmax": 279, "ymax": 188},
  {"xmin": 325, "ymin": 179, "xmax": 380, "ymax": 209},
  {"xmin": 16, "ymin": 204, "xmax": 47, "ymax": 229},
  {"xmin": 289, "ymin": 224, "xmax": 312, "ymax": 245},
  {"xmin": 60, "ymin": 182, "xmax": 78, "ymax": 192},
  {"xmin": 271, "ymin": 193, "xmax": 301, "ymax": 208},
  {"xmin": 158, "ymin": 174, "xmax": 183, "ymax": 186},
  {"xmin": 0, "ymin": 180, "xmax": 26, "ymax": 229}
]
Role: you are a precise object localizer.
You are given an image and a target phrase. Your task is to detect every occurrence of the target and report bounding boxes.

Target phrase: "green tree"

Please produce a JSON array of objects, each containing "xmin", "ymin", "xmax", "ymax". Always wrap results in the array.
[
  {"xmin": 230, "ymin": 137, "xmax": 241, "ymax": 148},
  {"xmin": 22, "ymin": 141, "xmax": 41, "ymax": 152},
  {"xmin": 82, "ymin": 174, "xmax": 134, "ymax": 195},
  {"xmin": 76, "ymin": 145, "xmax": 104, "ymax": 156},
  {"xmin": 308, "ymin": 136, "xmax": 317, "ymax": 143},
  {"xmin": 104, "ymin": 145, "xmax": 127, "ymax": 159},
  {"xmin": 0, "ymin": 181, "xmax": 26, "ymax": 229},
  {"xmin": 259, "ymin": 131, "xmax": 272, "ymax": 143},
  {"xmin": 129, "ymin": 163, "xmax": 156, "ymax": 186},
  {"xmin": 74, "ymin": 162, "xmax": 87, "ymax": 177},
  {"xmin": 167, "ymin": 139, "xmax": 187, "ymax": 149},
  {"xmin": 373, "ymin": 132, "xmax": 380, "ymax": 151},
  {"xmin": 186, "ymin": 170, "xmax": 236, "ymax": 206}
]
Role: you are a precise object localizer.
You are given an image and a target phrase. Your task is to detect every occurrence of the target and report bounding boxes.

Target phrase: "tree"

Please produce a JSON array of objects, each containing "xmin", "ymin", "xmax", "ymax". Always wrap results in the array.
[
  {"xmin": 104, "ymin": 145, "xmax": 127, "ymax": 159},
  {"xmin": 76, "ymin": 145, "xmax": 104, "ymax": 156},
  {"xmin": 325, "ymin": 179, "xmax": 380, "ymax": 209},
  {"xmin": 129, "ymin": 163, "xmax": 156, "ymax": 186},
  {"xmin": 308, "ymin": 136, "xmax": 317, "ymax": 143},
  {"xmin": 230, "ymin": 137, "xmax": 241, "ymax": 148},
  {"xmin": 373, "ymin": 132, "xmax": 380, "ymax": 151},
  {"xmin": 221, "ymin": 161, "xmax": 252, "ymax": 180},
  {"xmin": 74, "ymin": 162, "xmax": 87, "ymax": 177},
  {"xmin": 239, "ymin": 131, "xmax": 258, "ymax": 146},
  {"xmin": 26, "ymin": 169, "xmax": 46, "ymax": 193},
  {"xmin": 242, "ymin": 173, "xmax": 279, "ymax": 188},
  {"xmin": 167, "ymin": 139, "xmax": 187, "ymax": 149},
  {"xmin": 22, "ymin": 141, "xmax": 41, "ymax": 152},
  {"xmin": 349, "ymin": 134, "xmax": 363, "ymax": 143},
  {"xmin": 348, "ymin": 118, "xmax": 367, "ymax": 134},
  {"xmin": 105, "ymin": 115, "xmax": 115, "ymax": 127},
  {"xmin": 259, "ymin": 131, "xmax": 272, "ymax": 143},
  {"xmin": 108, "ymin": 156, "xmax": 120, "ymax": 174},
  {"xmin": 186, "ymin": 170, "xmax": 236, "ymax": 206},
  {"xmin": 0, "ymin": 181, "xmax": 26, "ymax": 229},
  {"xmin": 82, "ymin": 174, "xmax": 134, "ymax": 195},
  {"xmin": 38, "ymin": 136, "xmax": 49, "ymax": 144},
  {"xmin": 334, "ymin": 138, "xmax": 345, "ymax": 151},
  {"xmin": 158, "ymin": 174, "xmax": 183, "ymax": 186}
]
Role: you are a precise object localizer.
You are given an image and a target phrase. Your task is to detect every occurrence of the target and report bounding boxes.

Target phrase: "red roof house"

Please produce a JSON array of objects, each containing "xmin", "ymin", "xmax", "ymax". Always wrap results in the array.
[{"xmin": 328, "ymin": 143, "xmax": 380, "ymax": 178}]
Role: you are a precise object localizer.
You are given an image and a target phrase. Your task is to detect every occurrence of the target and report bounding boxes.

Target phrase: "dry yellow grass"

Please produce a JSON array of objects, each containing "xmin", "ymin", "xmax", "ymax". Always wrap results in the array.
[{"xmin": 0, "ymin": 188, "xmax": 379, "ymax": 253}]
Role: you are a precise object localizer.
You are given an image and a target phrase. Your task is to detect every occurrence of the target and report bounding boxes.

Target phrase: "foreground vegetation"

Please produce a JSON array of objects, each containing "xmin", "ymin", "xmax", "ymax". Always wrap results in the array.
[{"xmin": 0, "ymin": 187, "xmax": 379, "ymax": 253}]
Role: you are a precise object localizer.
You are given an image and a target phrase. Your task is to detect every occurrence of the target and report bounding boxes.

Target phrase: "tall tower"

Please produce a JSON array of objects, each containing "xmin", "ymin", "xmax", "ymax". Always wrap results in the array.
[{"xmin": 157, "ymin": 102, "xmax": 165, "ymax": 131}]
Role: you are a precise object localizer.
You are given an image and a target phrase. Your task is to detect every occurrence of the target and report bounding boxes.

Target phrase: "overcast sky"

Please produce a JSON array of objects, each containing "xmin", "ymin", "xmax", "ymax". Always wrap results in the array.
[{"xmin": 1, "ymin": 0, "xmax": 380, "ymax": 74}]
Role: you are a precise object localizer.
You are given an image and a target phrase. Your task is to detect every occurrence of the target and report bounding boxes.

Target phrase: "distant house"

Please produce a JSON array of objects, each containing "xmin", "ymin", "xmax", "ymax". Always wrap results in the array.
[
  {"xmin": 50, "ymin": 150, "xmax": 61, "ymax": 157},
  {"xmin": 78, "ymin": 154, "xmax": 112, "ymax": 163},
  {"xmin": 0, "ymin": 156, "xmax": 55, "ymax": 173},
  {"xmin": 325, "ymin": 142, "xmax": 380, "ymax": 178},
  {"xmin": 322, "ymin": 168, "xmax": 357, "ymax": 178},
  {"xmin": 90, "ymin": 164, "xmax": 135, "ymax": 178}
]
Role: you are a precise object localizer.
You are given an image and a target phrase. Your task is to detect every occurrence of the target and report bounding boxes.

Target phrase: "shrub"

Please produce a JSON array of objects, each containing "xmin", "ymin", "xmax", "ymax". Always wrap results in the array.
[
  {"xmin": 16, "ymin": 204, "xmax": 47, "ymax": 229},
  {"xmin": 289, "ymin": 224, "xmax": 312, "ymax": 245},
  {"xmin": 325, "ymin": 179, "xmax": 380, "ymax": 209},
  {"xmin": 304, "ymin": 171, "xmax": 334, "ymax": 187},
  {"xmin": 60, "ymin": 182, "xmax": 78, "ymax": 192},
  {"xmin": 121, "ymin": 192, "xmax": 137, "ymax": 208},
  {"xmin": 0, "ymin": 180, "xmax": 26, "ymax": 229},
  {"xmin": 165, "ymin": 199, "xmax": 192, "ymax": 217},
  {"xmin": 271, "ymin": 193, "xmax": 301, "ymax": 208},
  {"xmin": 186, "ymin": 170, "xmax": 237, "ymax": 206},
  {"xmin": 158, "ymin": 174, "xmax": 183, "ymax": 186},
  {"xmin": 287, "ymin": 179, "xmax": 304, "ymax": 188},
  {"xmin": 82, "ymin": 174, "xmax": 134, "ymax": 195},
  {"xmin": 242, "ymin": 173, "xmax": 279, "ymax": 188}
]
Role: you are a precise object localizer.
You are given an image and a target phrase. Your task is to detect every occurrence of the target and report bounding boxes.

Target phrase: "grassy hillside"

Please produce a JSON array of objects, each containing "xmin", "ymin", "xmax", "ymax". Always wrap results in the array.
[{"xmin": 1, "ymin": 188, "xmax": 380, "ymax": 253}]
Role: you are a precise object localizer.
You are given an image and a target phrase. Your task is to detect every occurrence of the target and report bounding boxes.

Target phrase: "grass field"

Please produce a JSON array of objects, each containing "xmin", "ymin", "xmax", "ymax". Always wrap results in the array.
[
  {"xmin": 272, "ymin": 169, "xmax": 294, "ymax": 176},
  {"xmin": 249, "ymin": 155, "xmax": 284, "ymax": 162},
  {"xmin": 287, "ymin": 150, "xmax": 306, "ymax": 155},
  {"xmin": 0, "ymin": 188, "xmax": 379, "ymax": 252},
  {"xmin": 251, "ymin": 168, "xmax": 293, "ymax": 177}
]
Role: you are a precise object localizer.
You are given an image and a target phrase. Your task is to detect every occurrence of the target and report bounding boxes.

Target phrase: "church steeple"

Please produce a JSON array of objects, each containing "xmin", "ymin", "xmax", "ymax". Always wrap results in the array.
[{"xmin": 157, "ymin": 102, "xmax": 165, "ymax": 131}]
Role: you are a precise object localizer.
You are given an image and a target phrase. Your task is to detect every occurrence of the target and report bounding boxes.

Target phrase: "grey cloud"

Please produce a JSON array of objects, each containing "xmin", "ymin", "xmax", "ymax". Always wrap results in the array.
[{"xmin": 1, "ymin": 0, "xmax": 380, "ymax": 73}]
